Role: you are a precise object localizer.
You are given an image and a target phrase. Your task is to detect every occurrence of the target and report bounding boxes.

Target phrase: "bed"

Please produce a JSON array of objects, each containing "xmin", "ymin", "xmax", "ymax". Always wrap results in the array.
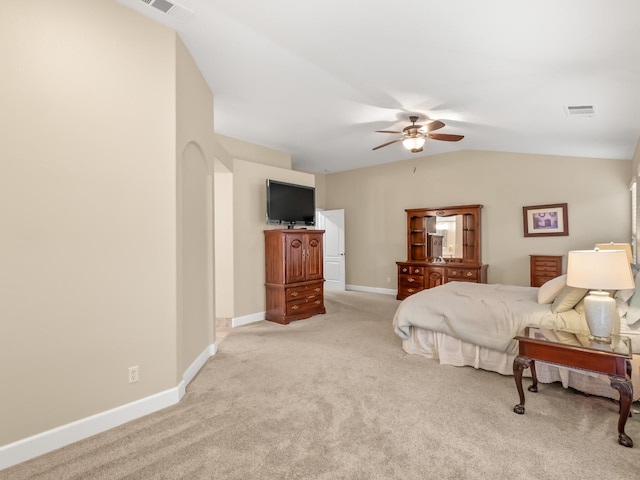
[{"xmin": 392, "ymin": 276, "xmax": 640, "ymax": 401}]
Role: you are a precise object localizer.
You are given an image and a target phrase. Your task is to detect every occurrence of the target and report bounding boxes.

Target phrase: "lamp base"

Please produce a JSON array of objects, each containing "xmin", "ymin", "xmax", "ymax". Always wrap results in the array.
[
  {"xmin": 588, "ymin": 334, "xmax": 612, "ymax": 344},
  {"xmin": 584, "ymin": 290, "xmax": 619, "ymax": 344}
]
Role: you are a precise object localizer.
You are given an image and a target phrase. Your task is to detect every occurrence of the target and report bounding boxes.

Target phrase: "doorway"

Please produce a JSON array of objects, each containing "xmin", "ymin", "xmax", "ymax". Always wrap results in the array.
[{"xmin": 318, "ymin": 209, "xmax": 345, "ymax": 291}]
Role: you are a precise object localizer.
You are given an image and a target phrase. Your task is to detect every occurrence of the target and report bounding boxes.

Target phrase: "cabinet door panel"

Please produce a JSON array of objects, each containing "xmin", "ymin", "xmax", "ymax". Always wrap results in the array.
[
  {"xmin": 305, "ymin": 234, "xmax": 324, "ymax": 280},
  {"xmin": 427, "ymin": 268, "xmax": 445, "ymax": 288},
  {"xmin": 285, "ymin": 235, "xmax": 306, "ymax": 283}
]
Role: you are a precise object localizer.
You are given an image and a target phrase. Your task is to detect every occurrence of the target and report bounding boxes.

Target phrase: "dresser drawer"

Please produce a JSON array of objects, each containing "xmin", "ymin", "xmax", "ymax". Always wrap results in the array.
[
  {"xmin": 533, "ymin": 260, "xmax": 561, "ymax": 270},
  {"xmin": 408, "ymin": 266, "xmax": 424, "ymax": 276},
  {"xmin": 530, "ymin": 255, "xmax": 563, "ymax": 287},
  {"xmin": 286, "ymin": 283, "xmax": 323, "ymax": 301},
  {"xmin": 399, "ymin": 275, "xmax": 424, "ymax": 288},
  {"xmin": 534, "ymin": 274, "xmax": 558, "ymax": 285},
  {"xmin": 398, "ymin": 265, "xmax": 424, "ymax": 275},
  {"xmin": 398, "ymin": 274, "xmax": 425, "ymax": 298},
  {"xmin": 533, "ymin": 266, "xmax": 560, "ymax": 275},
  {"xmin": 447, "ymin": 268, "xmax": 478, "ymax": 281},
  {"xmin": 533, "ymin": 258, "xmax": 560, "ymax": 266},
  {"xmin": 286, "ymin": 296, "xmax": 324, "ymax": 316},
  {"xmin": 398, "ymin": 285, "xmax": 424, "ymax": 298}
]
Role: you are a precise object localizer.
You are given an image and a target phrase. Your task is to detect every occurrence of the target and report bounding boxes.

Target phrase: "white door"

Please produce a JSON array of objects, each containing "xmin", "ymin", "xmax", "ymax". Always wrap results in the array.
[{"xmin": 320, "ymin": 209, "xmax": 345, "ymax": 291}]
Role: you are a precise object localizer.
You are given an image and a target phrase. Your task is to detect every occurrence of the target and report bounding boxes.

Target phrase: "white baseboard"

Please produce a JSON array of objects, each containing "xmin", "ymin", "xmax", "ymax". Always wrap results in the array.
[
  {"xmin": 178, "ymin": 342, "xmax": 217, "ymax": 398},
  {"xmin": 0, "ymin": 342, "xmax": 218, "ymax": 471},
  {"xmin": 229, "ymin": 292, "xmax": 396, "ymax": 331},
  {"xmin": 346, "ymin": 284, "xmax": 397, "ymax": 296},
  {"xmin": 232, "ymin": 311, "xmax": 265, "ymax": 328}
]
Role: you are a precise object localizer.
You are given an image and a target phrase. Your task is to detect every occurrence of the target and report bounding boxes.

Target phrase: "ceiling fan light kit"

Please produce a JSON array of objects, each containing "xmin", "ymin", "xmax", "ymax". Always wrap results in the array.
[
  {"xmin": 402, "ymin": 137, "xmax": 425, "ymax": 152},
  {"xmin": 373, "ymin": 115, "xmax": 464, "ymax": 153}
]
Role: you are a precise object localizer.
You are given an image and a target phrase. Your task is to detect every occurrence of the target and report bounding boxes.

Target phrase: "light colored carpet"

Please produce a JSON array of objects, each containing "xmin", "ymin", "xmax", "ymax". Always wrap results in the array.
[{"xmin": 5, "ymin": 290, "xmax": 640, "ymax": 479}]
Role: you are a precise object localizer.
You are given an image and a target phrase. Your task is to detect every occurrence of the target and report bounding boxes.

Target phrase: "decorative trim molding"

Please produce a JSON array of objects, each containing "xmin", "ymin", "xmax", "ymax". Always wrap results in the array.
[
  {"xmin": 178, "ymin": 342, "xmax": 217, "ymax": 398},
  {"xmin": 232, "ymin": 311, "xmax": 265, "ymax": 328},
  {"xmin": 346, "ymin": 284, "xmax": 397, "ymax": 296},
  {"xmin": 0, "ymin": 342, "xmax": 218, "ymax": 471}
]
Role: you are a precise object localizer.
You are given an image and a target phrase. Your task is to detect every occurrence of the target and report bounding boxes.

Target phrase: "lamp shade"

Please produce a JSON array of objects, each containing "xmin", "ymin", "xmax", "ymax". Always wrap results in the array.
[
  {"xmin": 594, "ymin": 242, "xmax": 633, "ymax": 263},
  {"xmin": 566, "ymin": 249, "xmax": 635, "ymax": 290}
]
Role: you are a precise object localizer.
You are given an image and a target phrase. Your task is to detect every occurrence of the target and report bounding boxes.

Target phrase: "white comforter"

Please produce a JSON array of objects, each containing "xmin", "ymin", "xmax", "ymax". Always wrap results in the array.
[{"xmin": 393, "ymin": 282, "xmax": 586, "ymax": 355}]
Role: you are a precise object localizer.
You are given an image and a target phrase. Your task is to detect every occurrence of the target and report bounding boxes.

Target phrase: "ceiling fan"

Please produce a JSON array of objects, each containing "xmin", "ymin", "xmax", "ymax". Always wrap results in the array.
[{"xmin": 372, "ymin": 115, "xmax": 464, "ymax": 153}]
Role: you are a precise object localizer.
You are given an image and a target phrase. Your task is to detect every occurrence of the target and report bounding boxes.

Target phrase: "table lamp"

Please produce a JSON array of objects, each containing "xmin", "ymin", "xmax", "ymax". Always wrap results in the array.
[
  {"xmin": 594, "ymin": 242, "xmax": 633, "ymax": 263},
  {"xmin": 566, "ymin": 249, "xmax": 635, "ymax": 343}
]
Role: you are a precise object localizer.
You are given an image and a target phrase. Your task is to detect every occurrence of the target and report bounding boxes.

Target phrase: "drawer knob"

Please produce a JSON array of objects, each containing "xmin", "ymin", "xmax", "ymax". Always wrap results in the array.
[
  {"xmin": 408, "ymin": 288, "xmax": 415, "ymax": 293},
  {"xmin": 402, "ymin": 268, "xmax": 408, "ymax": 273},
  {"xmin": 314, "ymin": 288, "xmax": 320, "ymax": 292},
  {"xmin": 466, "ymin": 272, "xmax": 472, "ymax": 277},
  {"xmin": 314, "ymin": 300, "xmax": 321, "ymax": 305},
  {"xmin": 292, "ymin": 305, "xmax": 299, "ymax": 310},
  {"xmin": 291, "ymin": 292, "xmax": 298, "ymax": 297},
  {"xmin": 450, "ymin": 271, "xmax": 457, "ymax": 276},
  {"xmin": 408, "ymin": 278, "xmax": 414, "ymax": 283}
]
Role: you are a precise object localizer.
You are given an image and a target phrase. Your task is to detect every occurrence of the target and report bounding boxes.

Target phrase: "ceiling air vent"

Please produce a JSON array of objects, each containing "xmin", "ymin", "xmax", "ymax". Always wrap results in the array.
[
  {"xmin": 565, "ymin": 105, "xmax": 596, "ymax": 117},
  {"xmin": 139, "ymin": 0, "xmax": 194, "ymax": 21}
]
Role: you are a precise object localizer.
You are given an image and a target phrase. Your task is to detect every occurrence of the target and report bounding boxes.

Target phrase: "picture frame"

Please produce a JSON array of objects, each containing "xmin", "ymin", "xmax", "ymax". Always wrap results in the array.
[{"xmin": 522, "ymin": 203, "xmax": 568, "ymax": 237}]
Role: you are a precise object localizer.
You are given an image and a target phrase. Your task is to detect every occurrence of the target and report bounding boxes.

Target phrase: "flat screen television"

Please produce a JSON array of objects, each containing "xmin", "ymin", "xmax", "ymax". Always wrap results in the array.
[{"xmin": 266, "ymin": 179, "xmax": 315, "ymax": 227}]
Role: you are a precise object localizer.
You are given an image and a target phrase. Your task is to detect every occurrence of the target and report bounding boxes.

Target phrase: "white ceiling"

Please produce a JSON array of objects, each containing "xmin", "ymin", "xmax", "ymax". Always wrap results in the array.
[{"xmin": 117, "ymin": 0, "xmax": 640, "ymax": 173}]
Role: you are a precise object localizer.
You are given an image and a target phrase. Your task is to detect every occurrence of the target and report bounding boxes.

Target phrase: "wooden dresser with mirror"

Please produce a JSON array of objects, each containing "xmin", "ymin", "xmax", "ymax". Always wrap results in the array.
[{"xmin": 396, "ymin": 204, "xmax": 488, "ymax": 300}]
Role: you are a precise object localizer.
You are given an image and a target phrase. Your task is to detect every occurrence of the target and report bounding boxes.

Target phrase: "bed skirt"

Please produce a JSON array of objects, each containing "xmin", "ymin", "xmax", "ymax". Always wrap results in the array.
[{"xmin": 402, "ymin": 327, "xmax": 640, "ymax": 402}]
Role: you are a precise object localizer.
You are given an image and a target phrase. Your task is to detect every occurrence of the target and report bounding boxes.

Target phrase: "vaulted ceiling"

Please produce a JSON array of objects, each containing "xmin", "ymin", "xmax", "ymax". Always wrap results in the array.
[{"xmin": 118, "ymin": 0, "xmax": 640, "ymax": 173}]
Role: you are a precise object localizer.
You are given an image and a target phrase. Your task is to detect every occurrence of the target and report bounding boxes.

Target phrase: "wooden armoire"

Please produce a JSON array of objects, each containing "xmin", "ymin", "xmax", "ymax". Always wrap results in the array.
[{"xmin": 264, "ymin": 229, "xmax": 326, "ymax": 324}]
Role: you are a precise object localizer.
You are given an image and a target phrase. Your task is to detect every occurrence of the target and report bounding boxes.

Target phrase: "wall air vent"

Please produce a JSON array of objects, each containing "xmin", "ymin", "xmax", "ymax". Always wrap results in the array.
[
  {"xmin": 138, "ymin": 0, "xmax": 194, "ymax": 21},
  {"xmin": 565, "ymin": 105, "xmax": 596, "ymax": 117}
]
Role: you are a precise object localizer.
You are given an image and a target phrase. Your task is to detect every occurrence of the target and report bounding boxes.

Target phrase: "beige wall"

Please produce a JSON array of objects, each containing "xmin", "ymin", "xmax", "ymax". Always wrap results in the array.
[
  {"xmin": 214, "ymin": 166, "xmax": 235, "ymax": 319},
  {"xmin": 324, "ymin": 150, "xmax": 632, "ymax": 288},
  {"xmin": 216, "ymin": 134, "xmax": 292, "ymax": 170},
  {"xmin": 0, "ymin": 0, "xmax": 180, "ymax": 445},
  {"xmin": 232, "ymin": 159, "xmax": 315, "ymax": 317},
  {"xmin": 176, "ymin": 37, "xmax": 218, "ymax": 376},
  {"xmin": 0, "ymin": 0, "xmax": 304, "ymax": 457},
  {"xmin": 314, "ymin": 173, "xmax": 327, "ymax": 210}
]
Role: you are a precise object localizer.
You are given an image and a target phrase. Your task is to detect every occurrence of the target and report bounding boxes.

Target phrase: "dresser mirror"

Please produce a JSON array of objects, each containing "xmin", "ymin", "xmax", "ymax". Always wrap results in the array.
[
  {"xmin": 405, "ymin": 204, "xmax": 482, "ymax": 264},
  {"xmin": 435, "ymin": 215, "xmax": 463, "ymax": 259}
]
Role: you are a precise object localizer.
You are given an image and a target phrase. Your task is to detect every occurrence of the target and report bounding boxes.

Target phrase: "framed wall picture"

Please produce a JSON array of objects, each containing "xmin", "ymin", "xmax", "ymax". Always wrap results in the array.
[{"xmin": 523, "ymin": 203, "xmax": 568, "ymax": 237}]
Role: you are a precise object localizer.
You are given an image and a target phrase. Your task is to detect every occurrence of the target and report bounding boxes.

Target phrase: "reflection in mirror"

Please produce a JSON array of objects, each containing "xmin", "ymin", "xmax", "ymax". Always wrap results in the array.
[{"xmin": 436, "ymin": 216, "xmax": 464, "ymax": 258}]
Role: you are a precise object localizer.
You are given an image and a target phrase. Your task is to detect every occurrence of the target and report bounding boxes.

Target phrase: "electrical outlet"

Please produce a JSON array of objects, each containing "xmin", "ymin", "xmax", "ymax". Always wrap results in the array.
[{"xmin": 128, "ymin": 365, "xmax": 139, "ymax": 383}]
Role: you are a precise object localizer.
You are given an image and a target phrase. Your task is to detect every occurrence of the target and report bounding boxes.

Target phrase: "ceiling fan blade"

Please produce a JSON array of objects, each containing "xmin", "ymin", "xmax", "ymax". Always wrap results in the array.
[
  {"xmin": 420, "ymin": 120, "xmax": 446, "ymax": 133},
  {"xmin": 427, "ymin": 133, "xmax": 464, "ymax": 142},
  {"xmin": 372, "ymin": 138, "xmax": 403, "ymax": 150},
  {"xmin": 375, "ymin": 130, "xmax": 403, "ymax": 134}
]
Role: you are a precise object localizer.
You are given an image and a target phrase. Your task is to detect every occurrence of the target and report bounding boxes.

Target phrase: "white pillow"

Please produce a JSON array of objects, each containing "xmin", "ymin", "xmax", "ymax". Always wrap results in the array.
[
  {"xmin": 537, "ymin": 274, "xmax": 567, "ymax": 304},
  {"xmin": 624, "ymin": 270, "xmax": 640, "ymax": 325},
  {"xmin": 615, "ymin": 288, "xmax": 635, "ymax": 303},
  {"xmin": 550, "ymin": 286, "xmax": 588, "ymax": 313}
]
